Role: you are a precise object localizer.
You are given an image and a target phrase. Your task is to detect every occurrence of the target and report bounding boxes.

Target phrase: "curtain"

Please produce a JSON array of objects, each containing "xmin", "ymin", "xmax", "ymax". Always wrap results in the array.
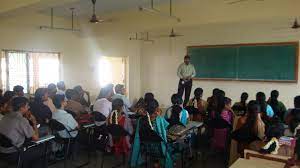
[{"xmin": 1, "ymin": 51, "xmax": 59, "ymax": 94}]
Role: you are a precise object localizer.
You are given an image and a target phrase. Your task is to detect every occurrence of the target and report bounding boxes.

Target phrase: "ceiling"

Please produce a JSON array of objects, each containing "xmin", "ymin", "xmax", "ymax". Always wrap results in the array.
[{"xmin": 40, "ymin": 0, "xmax": 178, "ymax": 17}]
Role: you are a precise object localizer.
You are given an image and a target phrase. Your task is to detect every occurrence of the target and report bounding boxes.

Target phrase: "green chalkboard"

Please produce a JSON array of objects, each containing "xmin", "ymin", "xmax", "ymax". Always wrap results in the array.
[{"xmin": 187, "ymin": 42, "xmax": 298, "ymax": 82}]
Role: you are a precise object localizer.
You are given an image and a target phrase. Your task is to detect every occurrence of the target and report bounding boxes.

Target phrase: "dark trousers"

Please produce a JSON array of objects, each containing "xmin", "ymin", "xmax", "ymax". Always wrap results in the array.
[{"xmin": 177, "ymin": 79, "xmax": 193, "ymax": 107}]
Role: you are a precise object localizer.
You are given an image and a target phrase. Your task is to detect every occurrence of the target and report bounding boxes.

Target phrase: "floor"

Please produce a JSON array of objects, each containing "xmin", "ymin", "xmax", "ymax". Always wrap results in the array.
[{"xmin": 48, "ymin": 150, "xmax": 226, "ymax": 168}]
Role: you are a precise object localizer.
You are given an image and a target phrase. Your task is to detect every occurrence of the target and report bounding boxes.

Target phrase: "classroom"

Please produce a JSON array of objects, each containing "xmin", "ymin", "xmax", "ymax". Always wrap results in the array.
[{"xmin": 0, "ymin": 0, "xmax": 300, "ymax": 167}]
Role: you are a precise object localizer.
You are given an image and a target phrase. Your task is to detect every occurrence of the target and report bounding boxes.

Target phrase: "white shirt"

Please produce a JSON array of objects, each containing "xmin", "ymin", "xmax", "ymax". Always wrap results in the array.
[
  {"xmin": 57, "ymin": 90, "xmax": 65, "ymax": 95},
  {"xmin": 52, "ymin": 109, "xmax": 78, "ymax": 138},
  {"xmin": 93, "ymin": 98, "xmax": 112, "ymax": 118}
]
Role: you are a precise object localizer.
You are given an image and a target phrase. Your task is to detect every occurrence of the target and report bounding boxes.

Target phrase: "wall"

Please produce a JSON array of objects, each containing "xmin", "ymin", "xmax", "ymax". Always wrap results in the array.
[
  {"xmin": 141, "ymin": 21, "xmax": 300, "ymax": 108},
  {"xmin": 0, "ymin": 12, "xmax": 141, "ymax": 102}
]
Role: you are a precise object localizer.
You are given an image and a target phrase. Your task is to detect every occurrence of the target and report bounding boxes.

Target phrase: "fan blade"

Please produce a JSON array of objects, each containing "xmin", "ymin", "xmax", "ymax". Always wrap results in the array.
[{"xmin": 226, "ymin": 0, "xmax": 248, "ymax": 4}]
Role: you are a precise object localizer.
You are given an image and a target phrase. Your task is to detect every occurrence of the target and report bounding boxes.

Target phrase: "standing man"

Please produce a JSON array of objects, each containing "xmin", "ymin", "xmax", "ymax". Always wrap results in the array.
[{"xmin": 177, "ymin": 55, "xmax": 196, "ymax": 107}]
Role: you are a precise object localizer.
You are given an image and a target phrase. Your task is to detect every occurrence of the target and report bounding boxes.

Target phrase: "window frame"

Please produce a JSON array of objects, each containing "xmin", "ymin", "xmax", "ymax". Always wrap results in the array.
[{"xmin": 1, "ymin": 49, "xmax": 61, "ymax": 93}]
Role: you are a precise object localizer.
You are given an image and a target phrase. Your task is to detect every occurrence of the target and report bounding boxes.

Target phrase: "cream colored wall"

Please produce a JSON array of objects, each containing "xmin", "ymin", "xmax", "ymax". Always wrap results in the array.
[
  {"xmin": 0, "ymin": 13, "xmax": 141, "ymax": 103},
  {"xmin": 140, "ymin": 21, "xmax": 300, "ymax": 108}
]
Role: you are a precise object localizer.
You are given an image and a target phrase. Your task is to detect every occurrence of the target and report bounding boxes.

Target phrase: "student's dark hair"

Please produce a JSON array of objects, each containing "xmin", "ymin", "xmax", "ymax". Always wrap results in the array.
[
  {"xmin": 256, "ymin": 92, "xmax": 267, "ymax": 113},
  {"xmin": 194, "ymin": 88, "xmax": 203, "ymax": 99},
  {"xmin": 241, "ymin": 92, "xmax": 249, "ymax": 102},
  {"xmin": 97, "ymin": 84, "xmax": 114, "ymax": 99},
  {"xmin": 225, "ymin": 97, "xmax": 232, "ymax": 105},
  {"xmin": 3, "ymin": 91, "xmax": 15, "ymax": 101},
  {"xmin": 144, "ymin": 92, "xmax": 154, "ymax": 103},
  {"xmin": 53, "ymin": 94, "xmax": 65, "ymax": 109},
  {"xmin": 244, "ymin": 100, "xmax": 260, "ymax": 135},
  {"xmin": 57, "ymin": 81, "xmax": 65, "ymax": 90},
  {"xmin": 218, "ymin": 90, "xmax": 225, "ymax": 97},
  {"xmin": 115, "ymin": 84, "xmax": 124, "ymax": 94},
  {"xmin": 294, "ymin": 96, "xmax": 300, "ymax": 108},
  {"xmin": 13, "ymin": 85, "xmax": 24, "ymax": 93},
  {"xmin": 112, "ymin": 98, "xmax": 124, "ymax": 111},
  {"xmin": 212, "ymin": 88, "xmax": 220, "ymax": 96},
  {"xmin": 66, "ymin": 89, "xmax": 79, "ymax": 100},
  {"xmin": 34, "ymin": 88, "xmax": 48, "ymax": 103},
  {"xmin": 73, "ymin": 85, "xmax": 83, "ymax": 92},
  {"xmin": 145, "ymin": 99, "xmax": 159, "ymax": 115},
  {"xmin": 266, "ymin": 116, "xmax": 284, "ymax": 140},
  {"xmin": 47, "ymin": 83, "xmax": 57, "ymax": 91},
  {"xmin": 289, "ymin": 111, "xmax": 300, "ymax": 133},
  {"xmin": 169, "ymin": 105, "xmax": 182, "ymax": 126},
  {"xmin": 269, "ymin": 90, "xmax": 280, "ymax": 118},
  {"xmin": 184, "ymin": 55, "xmax": 190, "ymax": 60},
  {"xmin": 171, "ymin": 94, "xmax": 183, "ymax": 105},
  {"xmin": 11, "ymin": 97, "xmax": 28, "ymax": 111},
  {"xmin": 215, "ymin": 94, "xmax": 225, "ymax": 118}
]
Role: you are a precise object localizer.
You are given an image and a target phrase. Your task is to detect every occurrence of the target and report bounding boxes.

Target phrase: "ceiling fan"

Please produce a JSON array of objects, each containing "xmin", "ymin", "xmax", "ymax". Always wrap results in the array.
[
  {"xmin": 157, "ymin": 28, "xmax": 184, "ymax": 38},
  {"xmin": 225, "ymin": 0, "xmax": 264, "ymax": 5},
  {"xmin": 90, "ymin": 0, "xmax": 112, "ymax": 23},
  {"xmin": 291, "ymin": 18, "xmax": 300, "ymax": 29}
]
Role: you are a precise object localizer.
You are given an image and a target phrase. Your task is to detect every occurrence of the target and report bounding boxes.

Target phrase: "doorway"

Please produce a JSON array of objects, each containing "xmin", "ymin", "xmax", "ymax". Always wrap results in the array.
[{"xmin": 98, "ymin": 56, "xmax": 126, "ymax": 87}]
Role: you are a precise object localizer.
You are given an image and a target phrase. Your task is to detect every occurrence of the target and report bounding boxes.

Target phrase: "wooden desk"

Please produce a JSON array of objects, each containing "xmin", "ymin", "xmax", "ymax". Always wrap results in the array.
[{"xmin": 230, "ymin": 158, "xmax": 285, "ymax": 168}]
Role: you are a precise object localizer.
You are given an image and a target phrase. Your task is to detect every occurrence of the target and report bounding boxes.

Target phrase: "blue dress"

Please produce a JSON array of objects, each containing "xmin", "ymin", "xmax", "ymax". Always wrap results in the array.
[{"xmin": 130, "ymin": 116, "xmax": 173, "ymax": 168}]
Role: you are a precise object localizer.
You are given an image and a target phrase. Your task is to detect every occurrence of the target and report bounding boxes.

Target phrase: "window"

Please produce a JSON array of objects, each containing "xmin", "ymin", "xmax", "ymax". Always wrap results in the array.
[{"xmin": 0, "ymin": 50, "xmax": 60, "ymax": 94}]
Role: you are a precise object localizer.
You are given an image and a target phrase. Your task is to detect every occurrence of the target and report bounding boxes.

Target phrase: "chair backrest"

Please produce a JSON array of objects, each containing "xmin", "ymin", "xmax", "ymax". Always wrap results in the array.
[
  {"xmin": 91, "ymin": 111, "xmax": 107, "ymax": 122},
  {"xmin": 209, "ymin": 118, "xmax": 232, "ymax": 152},
  {"xmin": 49, "ymin": 119, "xmax": 66, "ymax": 132},
  {"xmin": 0, "ymin": 133, "xmax": 13, "ymax": 148},
  {"xmin": 139, "ymin": 128, "xmax": 165, "ymax": 158}
]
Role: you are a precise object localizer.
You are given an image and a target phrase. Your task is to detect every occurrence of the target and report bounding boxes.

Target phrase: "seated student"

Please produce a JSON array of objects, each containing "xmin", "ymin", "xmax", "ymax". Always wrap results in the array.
[
  {"xmin": 13, "ymin": 85, "xmax": 24, "ymax": 97},
  {"xmin": 267, "ymin": 90, "xmax": 287, "ymax": 122},
  {"xmin": 233, "ymin": 100, "xmax": 265, "ymax": 156},
  {"xmin": 29, "ymin": 88, "xmax": 52, "ymax": 135},
  {"xmin": 52, "ymin": 94, "xmax": 78, "ymax": 138},
  {"xmin": 211, "ymin": 95, "xmax": 234, "ymax": 151},
  {"xmin": 93, "ymin": 84, "xmax": 114, "ymax": 118},
  {"xmin": 112, "ymin": 84, "xmax": 132, "ymax": 114},
  {"xmin": 65, "ymin": 89, "xmax": 85, "ymax": 117},
  {"xmin": 131, "ymin": 99, "xmax": 172, "ymax": 168},
  {"xmin": 47, "ymin": 83, "xmax": 57, "ymax": 99},
  {"xmin": 0, "ymin": 97, "xmax": 45, "ymax": 168},
  {"xmin": 207, "ymin": 88, "xmax": 220, "ymax": 119},
  {"xmin": 44, "ymin": 84, "xmax": 57, "ymax": 113},
  {"xmin": 186, "ymin": 88, "xmax": 208, "ymax": 121},
  {"xmin": 57, "ymin": 81, "xmax": 66, "ymax": 96},
  {"xmin": 0, "ymin": 91, "xmax": 15, "ymax": 116},
  {"xmin": 108, "ymin": 99, "xmax": 133, "ymax": 155},
  {"xmin": 256, "ymin": 92, "xmax": 274, "ymax": 119},
  {"xmin": 232, "ymin": 92, "xmax": 249, "ymax": 116},
  {"xmin": 74, "ymin": 85, "xmax": 91, "ymax": 107},
  {"xmin": 165, "ymin": 94, "xmax": 189, "ymax": 126},
  {"xmin": 0, "ymin": 89, "xmax": 3, "ymax": 99},
  {"xmin": 286, "ymin": 96, "xmax": 300, "ymax": 125}
]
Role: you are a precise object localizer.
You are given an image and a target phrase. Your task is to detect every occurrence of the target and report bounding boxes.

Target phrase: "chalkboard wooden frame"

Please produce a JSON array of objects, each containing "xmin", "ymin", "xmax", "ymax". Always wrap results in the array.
[{"xmin": 187, "ymin": 42, "xmax": 299, "ymax": 83}]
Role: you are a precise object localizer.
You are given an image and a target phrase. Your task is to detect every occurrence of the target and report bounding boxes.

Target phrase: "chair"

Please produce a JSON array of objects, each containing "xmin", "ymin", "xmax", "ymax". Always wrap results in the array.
[
  {"xmin": 48, "ymin": 119, "xmax": 77, "ymax": 168},
  {"xmin": 106, "ymin": 124, "xmax": 130, "ymax": 168},
  {"xmin": 207, "ymin": 118, "xmax": 232, "ymax": 168},
  {"xmin": 139, "ymin": 128, "xmax": 167, "ymax": 168},
  {"xmin": 93, "ymin": 125, "xmax": 109, "ymax": 168},
  {"xmin": 0, "ymin": 133, "xmax": 23, "ymax": 168}
]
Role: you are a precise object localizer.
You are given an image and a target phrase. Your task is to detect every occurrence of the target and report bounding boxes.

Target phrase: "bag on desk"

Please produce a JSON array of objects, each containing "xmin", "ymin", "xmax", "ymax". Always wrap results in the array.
[{"xmin": 278, "ymin": 136, "xmax": 296, "ymax": 157}]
